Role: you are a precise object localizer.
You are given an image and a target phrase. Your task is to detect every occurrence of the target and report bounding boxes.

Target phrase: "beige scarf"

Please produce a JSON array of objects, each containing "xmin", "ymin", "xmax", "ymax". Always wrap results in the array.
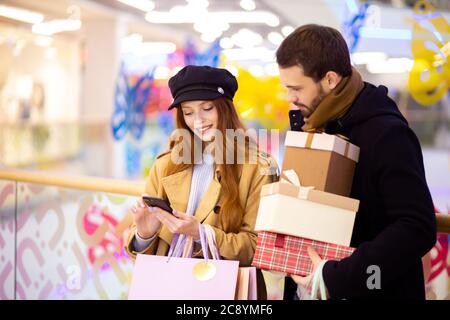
[{"xmin": 302, "ymin": 67, "xmax": 364, "ymax": 131}]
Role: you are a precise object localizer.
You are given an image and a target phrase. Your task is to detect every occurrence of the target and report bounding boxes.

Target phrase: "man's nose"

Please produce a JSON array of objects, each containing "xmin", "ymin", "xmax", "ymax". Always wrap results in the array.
[{"xmin": 287, "ymin": 91, "xmax": 298, "ymax": 104}]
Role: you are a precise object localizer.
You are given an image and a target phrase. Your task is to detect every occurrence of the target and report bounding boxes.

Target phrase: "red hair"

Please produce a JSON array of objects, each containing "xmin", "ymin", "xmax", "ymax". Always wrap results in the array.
[{"xmin": 166, "ymin": 97, "xmax": 257, "ymax": 233}]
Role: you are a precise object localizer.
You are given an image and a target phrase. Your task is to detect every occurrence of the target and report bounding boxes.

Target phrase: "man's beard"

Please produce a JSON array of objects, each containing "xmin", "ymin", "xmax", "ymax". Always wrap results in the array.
[{"xmin": 294, "ymin": 84, "xmax": 327, "ymax": 118}]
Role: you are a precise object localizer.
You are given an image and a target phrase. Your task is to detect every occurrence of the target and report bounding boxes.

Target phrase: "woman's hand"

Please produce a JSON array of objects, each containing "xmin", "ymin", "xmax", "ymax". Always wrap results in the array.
[
  {"xmin": 131, "ymin": 195, "xmax": 162, "ymax": 239},
  {"xmin": 154, "ymin": 209, "xmax": 200, "ymax": 240}
]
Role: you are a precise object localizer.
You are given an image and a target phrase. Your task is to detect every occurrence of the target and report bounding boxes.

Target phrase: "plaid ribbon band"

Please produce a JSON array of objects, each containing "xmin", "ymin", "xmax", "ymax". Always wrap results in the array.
[{"xmin": 252, "ymin": 231, "xmax": 355, "ymax": 276}]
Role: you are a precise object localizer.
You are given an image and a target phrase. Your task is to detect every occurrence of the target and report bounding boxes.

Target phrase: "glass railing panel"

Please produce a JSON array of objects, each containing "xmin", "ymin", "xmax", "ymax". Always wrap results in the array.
[
  {"xmin": 0, "ymin": 180, "xmax": 16, "ymax": 300},
  {"xmin": 15, "ymin": 182, "xmax": 135, "ymax": 299}
]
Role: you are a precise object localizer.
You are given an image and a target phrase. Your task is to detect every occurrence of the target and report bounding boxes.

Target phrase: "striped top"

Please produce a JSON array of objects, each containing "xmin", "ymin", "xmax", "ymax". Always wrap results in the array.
[{"xmin": 134, "ymin": 154, "xmax": 215, "ymax": 251}]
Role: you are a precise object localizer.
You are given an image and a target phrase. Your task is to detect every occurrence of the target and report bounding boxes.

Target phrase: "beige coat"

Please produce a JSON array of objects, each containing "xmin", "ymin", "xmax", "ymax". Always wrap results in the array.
[{"xmin": 125, "ymin": 149, "xmax": 278, "ymax": 267}]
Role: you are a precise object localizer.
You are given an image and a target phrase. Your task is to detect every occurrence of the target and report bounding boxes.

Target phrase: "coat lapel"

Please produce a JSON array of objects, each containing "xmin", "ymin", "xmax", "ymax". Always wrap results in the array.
[
  {"xmin": 157, "ymin": 167, "xmax": 223, "ymax": 247},
  {"xmin": 160, "ymin": 169, "xmax": 192, "ymax": 211},
  {"xmin": 158, "ymin": 168, "xmax": 192, "ymax": 246}
]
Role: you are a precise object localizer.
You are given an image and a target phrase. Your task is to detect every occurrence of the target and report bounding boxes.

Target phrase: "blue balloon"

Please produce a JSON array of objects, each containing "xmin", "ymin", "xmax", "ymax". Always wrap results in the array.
[
  {"xmin": 125, "ymin": 141, "xmax": 141, "ymax": 177},
  {"xmin": 343, "ymin": 2, "xmax": 369, "ymax": 53},
  {"xmin": 184, "ymin": 38, "xmax": 198, "ymax": 66},
  {"xmin": 111, "ymin": 65, "xmax": 155, "ymax": 141},
  {"xmin": 157, "ymin": 111, "xmax": 175, "ymax": 136},
  {"xmin": 183, "ymin": 39, "xmax": 221, "ymax": 67},
  {"xmin": 111, "ymin": 64, "xmax": 130, "ymax": 140}
]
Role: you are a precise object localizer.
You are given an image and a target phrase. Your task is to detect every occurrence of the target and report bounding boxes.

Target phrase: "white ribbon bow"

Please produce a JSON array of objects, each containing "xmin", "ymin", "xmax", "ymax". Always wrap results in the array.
[{"xmin": 280, "ymin": 169, "xmax": 315, "ymax": 200}]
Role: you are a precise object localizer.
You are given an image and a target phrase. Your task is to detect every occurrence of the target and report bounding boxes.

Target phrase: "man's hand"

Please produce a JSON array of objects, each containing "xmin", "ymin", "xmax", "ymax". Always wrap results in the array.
[{"xmin": 291, "ymin": 246, "xmax": 325, "ymax": 297}]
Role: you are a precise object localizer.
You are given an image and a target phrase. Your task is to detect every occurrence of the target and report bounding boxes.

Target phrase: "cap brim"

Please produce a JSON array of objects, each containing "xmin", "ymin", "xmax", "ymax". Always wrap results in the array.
[{"xmin": 168, "ymin": 90, "xmax": 224, "ymax": 110}]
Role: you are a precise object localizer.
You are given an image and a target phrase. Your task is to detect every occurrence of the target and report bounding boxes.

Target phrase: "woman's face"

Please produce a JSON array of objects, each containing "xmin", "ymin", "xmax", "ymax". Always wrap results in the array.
[{"xmin": 180, "ymin": 100, "xmax": 219, "ymax": 142}]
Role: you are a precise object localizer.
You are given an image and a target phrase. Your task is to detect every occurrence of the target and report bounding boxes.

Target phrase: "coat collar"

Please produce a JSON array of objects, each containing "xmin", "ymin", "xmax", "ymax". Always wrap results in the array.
[{"xmin": 158, "ymin": 165, "xmax": 222, "ymax": 246}]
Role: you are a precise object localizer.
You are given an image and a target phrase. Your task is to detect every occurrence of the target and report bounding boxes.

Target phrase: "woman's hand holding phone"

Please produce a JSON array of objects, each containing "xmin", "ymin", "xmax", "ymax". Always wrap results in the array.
[
  {"xmin": 154, "ymin": 209, "xmax": 201, "ymax": 240},
  {"xmin": 131, "ymin": 195, "xmax": 162, "ymax": 239},
  {"xmin": 131, "ymin": 195, "xmax": 200, "ymax": 240}
]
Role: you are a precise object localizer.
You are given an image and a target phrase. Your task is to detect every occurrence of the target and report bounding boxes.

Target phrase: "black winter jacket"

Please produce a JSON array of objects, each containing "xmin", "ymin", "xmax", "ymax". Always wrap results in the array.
[{"xmin": 285, "ymin": 82, "xmax": 437, "ymax": 300}]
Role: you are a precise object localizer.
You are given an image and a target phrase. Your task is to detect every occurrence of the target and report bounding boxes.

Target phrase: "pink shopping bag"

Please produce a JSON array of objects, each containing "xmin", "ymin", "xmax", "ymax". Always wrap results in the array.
[
  {"xmin": 128, "ymin": 254, "xmax": 239, "ymax": 300},
  {"xmin": 128, "ymin": 225, "xmax": 240, "ymax": 300},
  {"xmin": 235, "ymin": 267, "xmax": 257, "ymax": 300}
]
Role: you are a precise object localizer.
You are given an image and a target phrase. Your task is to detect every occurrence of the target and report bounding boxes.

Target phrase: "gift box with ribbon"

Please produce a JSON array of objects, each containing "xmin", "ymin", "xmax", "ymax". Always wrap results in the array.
[
  {"xmin": 282, "ymin": 131, "xmax": 360, "ymax": 197},
  {"xmin": 255, "ymin": 170, "xmax": 359, "ymax": 247},
  {"xmin": 252, "ymin": 231, "xmax": 355, "ymax": 276}
]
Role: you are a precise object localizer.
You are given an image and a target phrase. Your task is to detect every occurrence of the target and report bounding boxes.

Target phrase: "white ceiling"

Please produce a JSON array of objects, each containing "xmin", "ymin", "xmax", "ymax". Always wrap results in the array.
[{"xmin": 1, "ymin": 0, "xmax": 449, "ymax": 57}]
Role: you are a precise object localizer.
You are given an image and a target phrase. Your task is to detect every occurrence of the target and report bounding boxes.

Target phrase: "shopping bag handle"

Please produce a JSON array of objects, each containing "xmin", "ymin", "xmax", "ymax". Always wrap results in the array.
[
  {"xmin": 168, "ymin": 233, "xmax": 185, "ymax": 259},
  {"xmin": 167, "ymin": 224, "xmax": 221, "ymax": 262},
  {"xmin": 310, "ymin": 260, "xmax": 328, "ymax": 300},
  {"xmin": 202, "ymin": 224, "xmax": 221, "ymax": 260},
  {"xmin": 198, "ymin": 224, "xmax": 210, "ymax": 261}
]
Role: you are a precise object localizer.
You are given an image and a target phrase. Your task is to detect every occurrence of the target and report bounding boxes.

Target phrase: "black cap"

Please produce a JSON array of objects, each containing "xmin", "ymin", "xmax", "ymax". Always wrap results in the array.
[{"xmin": 167, "ymin": 65, "xmax": 238, "ymax": 110}]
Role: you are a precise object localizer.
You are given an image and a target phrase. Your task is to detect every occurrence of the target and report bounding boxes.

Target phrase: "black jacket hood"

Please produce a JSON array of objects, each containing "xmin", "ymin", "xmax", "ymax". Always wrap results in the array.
[{"xmin": 325, "ymin": 82, "xmax": 408, "ymax": 133}]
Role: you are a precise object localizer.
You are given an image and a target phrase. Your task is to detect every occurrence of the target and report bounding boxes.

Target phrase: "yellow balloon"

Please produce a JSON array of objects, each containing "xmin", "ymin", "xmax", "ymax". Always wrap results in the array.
[
  {"xmin": 408, "ymin": 0, "xmax": 450, "ymax": 106},
  {"xmin": 232, "ymin": 67, "xmax": 290, "ymax": 130}
]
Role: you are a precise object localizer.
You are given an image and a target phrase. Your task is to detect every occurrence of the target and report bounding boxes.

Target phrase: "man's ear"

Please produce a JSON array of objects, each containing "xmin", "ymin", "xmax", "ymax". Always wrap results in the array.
[{"xmin": 322, "ymin": 71, "xmax": 342, "ymax": 90}]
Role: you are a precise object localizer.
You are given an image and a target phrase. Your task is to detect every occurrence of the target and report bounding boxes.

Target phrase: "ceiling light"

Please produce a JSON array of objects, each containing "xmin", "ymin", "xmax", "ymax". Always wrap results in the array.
[
  {"xmin": 0, "ymin": 5, "xmax": 44, "ymax": 24},
  {"xmin": 281, "ymin": 25, "xmax": 294, "ymax": 37},
  {"xmin": 240, "ymin": 0, "xmax": 256, "ymax": 11},
  {"xmin": 231, "ymin": 29, "xmax": 263, "ymax": 48},
  {"xmin": 201, "ymin": 33, "xmax": 220, "ymax": 43},
  {"xmin": 268, "ymin": 32, "xmax": 284, "ymax": 46},
  {"xmin": 170, "ymin": 0, "xmax": 208, "ymax": 16},
  {"xmin": 146, "ymin": 11, "xmax": 279, "ymax": 27},
  {"xmin": 122, "ymin": 35, "xmax": 176, "ymax": 56},
  {"xmin": 220, "ymin": 37, "xmax": 233, "ymax": 49},
  {"xmin": 359, "ymin": 27, "xmax": 412, "ymax": 40},
  {"xmin": 222, "ymin": 47, "xmax": 275, "ymax": 62},
  {"xmin": 194, "ymin": 20, "xmax": 229, "ymax": 34},
  {"xmin": 351, "ymin": 52, "xmax": 387, "ymax": 65},
  {"xmin": 223, "ymin": 11, "xmax": 279, "ymax": 27},
  {"xmin": 139, "ymin": 42, "xmax": 176, "ymax": 54},
  {"xmin": 32, "ymin": 19, "xmax": 81, "ymax": 36},
  {"xmin": 366, "ymin": 58, "xmax": 413, "ymax": 74}
]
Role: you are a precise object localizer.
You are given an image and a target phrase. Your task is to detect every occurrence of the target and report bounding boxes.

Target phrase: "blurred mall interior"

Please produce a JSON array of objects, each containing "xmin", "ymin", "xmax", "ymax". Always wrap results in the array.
[{"xmin": 0, "ymin": 0, "xmax": 449, "ymax": 300}]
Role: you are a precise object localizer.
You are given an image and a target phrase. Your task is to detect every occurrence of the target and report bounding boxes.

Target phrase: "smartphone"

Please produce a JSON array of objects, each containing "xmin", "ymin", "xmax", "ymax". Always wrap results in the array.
[{"xmin": 142, "ymin": 196, "xmax": 173, "ymax": 214}]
